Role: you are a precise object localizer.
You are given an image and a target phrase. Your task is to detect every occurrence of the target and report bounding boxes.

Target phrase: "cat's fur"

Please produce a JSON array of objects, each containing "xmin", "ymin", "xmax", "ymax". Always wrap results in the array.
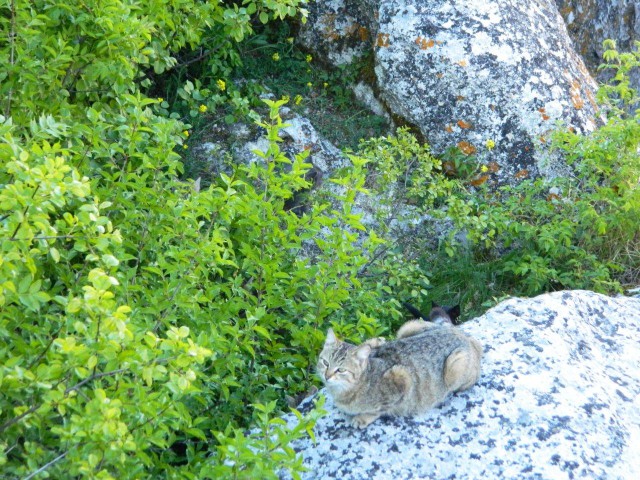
[
  {"xmin": 397, "ymin": 302, "xmax": 461, "ymax": 338},
  {"xmin": 317, "ymin": 321, "xmax": 482, "ymax": 428}
]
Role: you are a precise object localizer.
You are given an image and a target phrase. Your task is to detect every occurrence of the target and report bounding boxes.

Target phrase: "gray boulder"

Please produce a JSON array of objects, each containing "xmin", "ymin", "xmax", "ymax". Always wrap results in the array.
[
  {"xmin": 192, "ymin": 107, "xmax": 349, "ymax": 181},
  {"xmin": 281, "ymin": 290, "xmax": 640, "ymax": 479},
  {"xmin": 555, "ymin": 0, "xmax": 640, "ymax": 92},
  {"xmin": 301, "ymin": 0, "xmax": 603, "ymax": 185}
]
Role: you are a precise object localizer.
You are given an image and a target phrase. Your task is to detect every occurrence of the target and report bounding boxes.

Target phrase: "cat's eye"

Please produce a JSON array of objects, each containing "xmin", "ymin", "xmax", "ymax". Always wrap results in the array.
[
  {"xmin": 321, "ymin": 359, "xmax": 329, "ymax": 366},
  {"xmin": 336, "ymin": 368, "xmax": 346, "ymax": 374}
]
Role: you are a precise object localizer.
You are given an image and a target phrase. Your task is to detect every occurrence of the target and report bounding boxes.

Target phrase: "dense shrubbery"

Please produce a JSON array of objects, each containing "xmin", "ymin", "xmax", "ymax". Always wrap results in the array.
[
  {"xmin": 1, "ymin": 0, "xmax": 638, "ymax": 477},
  {"xmin": 0, "ymin": 1, "xmax": 346, "ymax": 478},
  {"xmin": 358, "ymin": 41, "xmax": 640, "ymax": 315}
]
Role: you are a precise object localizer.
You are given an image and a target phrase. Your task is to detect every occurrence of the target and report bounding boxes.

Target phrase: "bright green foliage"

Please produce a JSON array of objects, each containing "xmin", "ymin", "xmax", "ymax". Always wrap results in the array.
[
  {"xmin": 0, "ymin": 1, "xmax": 367, "ymax": 478},
  {"xmin": 359, "ymin": 128, "xmax": 456, "ymax": 210}
]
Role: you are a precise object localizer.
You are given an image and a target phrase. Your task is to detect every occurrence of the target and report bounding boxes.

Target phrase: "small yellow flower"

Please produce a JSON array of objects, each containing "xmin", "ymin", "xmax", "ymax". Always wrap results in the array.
[
  {"xmin": 157, "ymin": 98, "xmax": 164, "ymax": 103},
  {"xmin": 306, "ymin": 82, "xmax": 312, "ymax": 88},
  {"xmin": 485, "ymin": 139, "xmax": 496, "ymax": 150},
  {"xmin": 183, "ymin": 144, "xmax": 188, "ymax": 150},
  {"xmin": 294, "ymin": 94, "xmax": 303, "ymax": 105},
  {"xmin": 323, "ymin": 82, "xmax": 328, "ymax": 88},
  {"xmin": 287, "ymin": 37, "xmax": 294, "ymax": 44},
  {"xmin": 306, "ymin": 54, "xmax": 312, "ymax": 63},
  {"xmin": 183, "ymin": 130, "xmax": 190, "ymax": 137},
  {"xmin": 282, "ymin": 95, "xmax": 290, "ymax": 103},
  {"xmin": 272, "ymin": 52, "xmax": 280, "ymax": 61},
  {"xmin": 216, "ymin": 79, "xmax": 226, "ymax": 91},
  {"xmin": 480, "ymin": 165, "xmax": 489, "ymax": 173},
  {"xmin": 199, "ymin": 104, "xmax": 208, "ymax": 113}
]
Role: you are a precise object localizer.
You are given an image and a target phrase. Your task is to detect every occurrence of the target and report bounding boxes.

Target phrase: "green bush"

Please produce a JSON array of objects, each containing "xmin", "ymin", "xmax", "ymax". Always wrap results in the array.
[{"xmin": 0, "ymin": 1, "xmax": 378, "ymax": 478}]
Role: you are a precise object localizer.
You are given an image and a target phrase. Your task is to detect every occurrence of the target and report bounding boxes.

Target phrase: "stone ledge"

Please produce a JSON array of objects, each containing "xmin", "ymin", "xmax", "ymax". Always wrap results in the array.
[{"xmin": 280, "ymin": 290, "xmax": 640, "ymax": 479}]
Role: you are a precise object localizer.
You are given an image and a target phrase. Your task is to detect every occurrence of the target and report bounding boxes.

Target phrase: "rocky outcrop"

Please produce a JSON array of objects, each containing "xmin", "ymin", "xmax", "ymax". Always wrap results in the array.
[
  {"xmin": 300, "ymin": 0, "xmax": 603, "ymax": 185},
  {"xmin": 556, "ymin": 0, "xmax": 639, "ymax": 90},
  {"xmin": 192, "ymin": 106, "xmax": 349, "ymax": 181},
  {"xmin": 281, "ymin": 290, "xmax": 640, "ymax": 479}
]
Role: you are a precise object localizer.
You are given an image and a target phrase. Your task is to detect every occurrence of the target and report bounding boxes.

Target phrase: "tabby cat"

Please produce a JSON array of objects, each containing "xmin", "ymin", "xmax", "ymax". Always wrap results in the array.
[{"xmin": 317, "ymin": 318, "xmax": 482, "ymax": 428}]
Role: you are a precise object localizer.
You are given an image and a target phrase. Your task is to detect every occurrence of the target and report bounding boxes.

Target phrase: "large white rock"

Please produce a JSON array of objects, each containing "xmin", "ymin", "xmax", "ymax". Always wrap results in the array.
[
  {"xmin": 301, "ymin": 0, "xmax": 603, "ymax": 185},
  {"xmin": 281, "ymin": 290, "xmax": 640, "ymax": 479}
]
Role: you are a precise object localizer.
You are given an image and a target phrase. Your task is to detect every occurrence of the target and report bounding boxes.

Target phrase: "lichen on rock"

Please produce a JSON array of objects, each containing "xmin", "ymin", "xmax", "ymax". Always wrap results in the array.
[{"xmin": 301, "ymin": 0, "xmax": 605, "ymax": 186}]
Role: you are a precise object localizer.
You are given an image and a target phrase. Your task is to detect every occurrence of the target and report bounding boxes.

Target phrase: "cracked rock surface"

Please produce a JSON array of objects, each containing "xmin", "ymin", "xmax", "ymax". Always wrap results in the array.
[
  {"xmin": 281, "ymin": 290, "xmax": 640, "ymax": 479},
  {"xmin": 301, "ymin": 0, "xmax": 603, "ymax": 185}
]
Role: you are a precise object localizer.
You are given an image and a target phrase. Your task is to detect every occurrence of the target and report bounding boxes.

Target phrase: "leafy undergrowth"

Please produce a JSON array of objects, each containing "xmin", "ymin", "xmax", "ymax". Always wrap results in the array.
[{"xmin": 1, "ymin": 1, "xmax": 639, "ymax": 478}]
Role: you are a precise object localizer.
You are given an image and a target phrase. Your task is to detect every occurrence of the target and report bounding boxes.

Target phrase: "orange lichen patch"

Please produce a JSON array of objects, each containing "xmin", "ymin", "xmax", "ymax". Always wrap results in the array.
[
  {"xmin": 457, "ymin": 141, "xmax": 477, "ymax": 155},
  {"xmin": 489, "ymin": 104, "xmax": 496, "ymax": 111},
  {"xmin": 457, "ymin": 120, "xmax": 472, "ymax": 129},
  {"xmin": 539, "ymin": 135, "xmax": 547, "ymax": 144},
  {"xmin": 514, "ymin": 169, "xmax": 529, "ymax": 180},
  {"xmin": 488, "ymin": 161, "xmax": 500, "ymax": 173},
  {"xmin": 586, "ymin": 88, "xmax": 598, "ymax": 110},
  {"xmin": 469, "ymin": 175, "xmax": 489, "ymax": 187},
  {"xmin": 415, "ymin": 36, "xmax": 436, "ymax": 50},
  {"xmin": 445, "ymin": 124, "xmax": 454, "ymax": 133},
  {"xmin": 457, "ymin": 59, "xmax": 468, "ymax": 67},
  {"xmin": 436, "ymin": 73, "xmax": 444, "ymax": 79},
  {"xmin": 376, "ymin": 33, "xmax": 390, "ymax": 47},
  {"xmin": 538, "ymin": 107, "xmax": 550, "ymax": 121},
  {"xmin": 358, "ymin": 26, "xmax": 370, "ymax": 41},
  {"xmin": 559, "ymin": 6, "xmax": 574, "ymax": 18},
  {"xmin": 320, "ymin": 14, "xmax": 339, "ymax": 40},
  {"xmin": 456, "ymin": 95, "xmax": 465, "ymax": 101},
  {"xmin": 570, "ymin": 80, "xmax": 585, "ymax": 110},
  {"xmin": 547, "ymin": 193, "xmax": 561, "ymax": 202}
]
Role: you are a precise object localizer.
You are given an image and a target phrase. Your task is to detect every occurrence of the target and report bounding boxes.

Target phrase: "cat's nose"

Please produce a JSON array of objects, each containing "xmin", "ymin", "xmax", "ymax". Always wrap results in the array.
[{"xmin": 326, "ymin": 368, "xmax": 337, "ymax": 380}]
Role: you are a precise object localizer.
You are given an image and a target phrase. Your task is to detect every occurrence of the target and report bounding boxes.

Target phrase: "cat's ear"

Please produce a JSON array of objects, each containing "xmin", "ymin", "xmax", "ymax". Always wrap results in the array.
[
  {"xmin": 353, "ymin": 343, "xmax": 372, "ymax": 362},
  {"xmin": 325, "ymin": 328, "xmax": 337, "ymax": 346},
  {"xmin": 447, "ymin": 305, "xmax": 461, "ymax": 323}
]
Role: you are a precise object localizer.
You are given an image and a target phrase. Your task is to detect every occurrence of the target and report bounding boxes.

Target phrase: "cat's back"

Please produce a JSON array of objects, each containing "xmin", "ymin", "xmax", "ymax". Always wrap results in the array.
[{"xmin": 371, "ymin": 325, "xmax": 475, "ymax": 369}]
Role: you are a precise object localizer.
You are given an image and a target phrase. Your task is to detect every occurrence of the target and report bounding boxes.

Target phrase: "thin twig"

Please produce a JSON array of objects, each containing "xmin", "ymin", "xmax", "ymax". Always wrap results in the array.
[
  {"xmin": 0, "ymin": 404, "xmax": 40, "ymax": 433},
  {"xmin": 24, "ymin": 451, "xmax": 69, "ymax": 480},
  {"xmin": 27, "ymin": 327, "xmax": 62, "ymax": 370},
  {"xmin": 8, "ymin": 235, "xmax": 77, "ymax": 241},
  {"xmin": 9, "ymin": 185, "xmax": 40, "ymax": 241},
  {"xmin": 64, "ymin": 368, "xmax": 127, "ymax": 394},
  {"xmin": 357, "ymin": 243, "xmax": 392, "ymax": 277}
]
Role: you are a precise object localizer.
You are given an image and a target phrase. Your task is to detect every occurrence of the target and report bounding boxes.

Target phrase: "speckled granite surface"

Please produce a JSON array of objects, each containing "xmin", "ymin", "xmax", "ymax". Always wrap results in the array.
[
  {"xmin": 300, "ymin": 0, "xmax": 602, "ymax": 186},
  {"xmin": 281, "ymin": 290, "xmax": 640, "ymax": 479}
]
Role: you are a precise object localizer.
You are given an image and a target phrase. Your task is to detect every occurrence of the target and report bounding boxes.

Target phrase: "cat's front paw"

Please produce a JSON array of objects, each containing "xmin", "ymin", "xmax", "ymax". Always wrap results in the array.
[{"xmin": 350, "ymin": 413, "xmax": 380, "ymax": 429}]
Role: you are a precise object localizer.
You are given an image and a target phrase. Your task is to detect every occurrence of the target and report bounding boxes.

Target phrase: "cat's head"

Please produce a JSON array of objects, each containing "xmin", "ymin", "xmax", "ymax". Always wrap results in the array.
[{"xmin": 317, "ymin": 329, "xmax": 371, "ymax": 393}]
